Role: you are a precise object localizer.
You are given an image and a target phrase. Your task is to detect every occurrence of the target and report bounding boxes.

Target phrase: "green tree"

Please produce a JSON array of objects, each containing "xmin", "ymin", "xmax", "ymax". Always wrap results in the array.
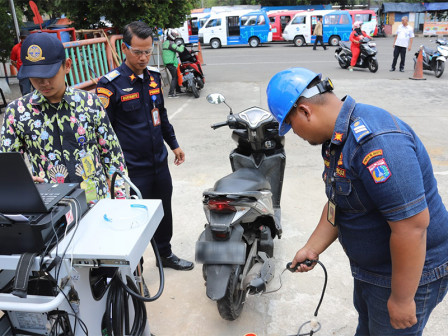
[
  {"xmin": 0, "ymin": 0, "xmax": 25, "ymax": 63},
  {"xmin": 14, "ymin": 0, "xmax": 195, "ymax": 32}
]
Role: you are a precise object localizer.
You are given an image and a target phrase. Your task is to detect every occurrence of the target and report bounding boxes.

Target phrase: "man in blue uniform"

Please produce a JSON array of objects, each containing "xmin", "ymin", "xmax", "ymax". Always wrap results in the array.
[
  {"xmin": 96, "ymin": 21, "xmax": 193, "ymax": 271},
  {"xmin": 266, "ymin": 67, "xmax": 448, "ymax": 335}
]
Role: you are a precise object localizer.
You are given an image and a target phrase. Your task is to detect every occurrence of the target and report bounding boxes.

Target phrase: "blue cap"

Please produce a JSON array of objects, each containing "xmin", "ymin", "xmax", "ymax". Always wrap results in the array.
[{"xmin": 18, "ymin": 32, "xmax": 66, "ymax": 80}]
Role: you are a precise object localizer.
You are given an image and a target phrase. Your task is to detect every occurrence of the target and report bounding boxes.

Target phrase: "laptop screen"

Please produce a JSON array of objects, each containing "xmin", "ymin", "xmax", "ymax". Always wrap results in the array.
[{"xmin": 0, "ymin": 152, "xmax": 77, "ymax": 214}]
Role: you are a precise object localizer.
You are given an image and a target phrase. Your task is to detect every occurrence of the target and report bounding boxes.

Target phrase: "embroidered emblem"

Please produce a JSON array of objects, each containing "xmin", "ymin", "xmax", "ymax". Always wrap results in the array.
[
  {"xmin": 367, "ymin": 158, "xmax": 391, "ymax": 184},
  {"xmin": 336, "ymin": 167, "xmax": 346, "ymax": 177},
  {"xmin": 105, "ymin": 70, "xmax": 120, "ymax": 81},
  {"xmin": 97, "ymin": 87, "xmax": 113, "ymax": 97},
  {"xmin": 122, "ymin": 88, "xmax": 133, "ymax": 92},
  {"xmin": 26, "ymin": 45, "xmax": 46, "ymax": 62},
  {"xmin": 149, "ymin": 88, "xmax": 160, "ymax": 95},
  {"xmin": 338, "ymin": 153, "xmax": 343, "ymax": 166},
  {"xmin": 324, "ymin": 159, "xmax": 330, "ymax": 168},
  {"xmin": 362, "ymin": 149, "xmax": 383, "ymax": 165},
  {"xmin": 98, "ymin": 94, "xmax": 110, "ymax": 108},
  {"xmin": 150, "ymin": 76, "xmax": 155, "ymax": 81},
  {"xmin": 350, "ymin": 118, "xmax": 371, "ymax": 143},
  {"xmin": 129, "ymin": 74, "xmax": 136, "ymax": 81},
  {"xmin": 121, "ymin": 92, "xmax": 139, "ymax": 102},
  {"xmin": 333, "ymin": 132, "xmax": 343, "ymax": 142},
  {"xmin": 149, "ymin": 81, "xmax": 158, "ymax": 88}
]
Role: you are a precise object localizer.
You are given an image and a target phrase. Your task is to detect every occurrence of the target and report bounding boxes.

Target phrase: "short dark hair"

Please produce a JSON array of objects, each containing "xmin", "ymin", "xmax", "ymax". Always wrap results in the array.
[{"xmin": 123, "ymin": 21, "xmax": 153, "ymax": 45}]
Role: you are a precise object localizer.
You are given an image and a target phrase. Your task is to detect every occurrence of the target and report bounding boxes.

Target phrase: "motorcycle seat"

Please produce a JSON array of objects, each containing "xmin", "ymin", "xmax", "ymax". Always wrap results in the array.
[
  {"xmin": 340, "ymin": 41, "xmax": 351, "ymax": 49},
  {"xmin": 212, "ymin": 168, "xmax": 271, "ymax": 193}
]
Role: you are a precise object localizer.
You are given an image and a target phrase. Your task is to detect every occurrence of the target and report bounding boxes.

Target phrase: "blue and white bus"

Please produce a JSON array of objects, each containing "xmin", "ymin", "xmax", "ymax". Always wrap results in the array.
[
  {"xmin": 198, "ymin": 10, "xmax": 272, "ymax": 48},
  {"xmin": 282, "ymin": 10, "xmax": 352, "ymax": 47}
]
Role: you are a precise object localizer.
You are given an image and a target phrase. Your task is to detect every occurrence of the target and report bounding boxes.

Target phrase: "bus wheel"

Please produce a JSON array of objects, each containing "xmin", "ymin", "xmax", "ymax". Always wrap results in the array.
[
  {"xmin": 293, "ymin": 36, "xmax": 305, "ymax": 47},
  {"xmin": 329, "ymin": 35, "xmax": 340, "ymax": 46},
  {"xmin": 249, "ymin": 37, "xmax": 260, "ymax": 48},
  {"xmin": 211, "ymin": 38, "xmax": 221, "ymax": 49}
]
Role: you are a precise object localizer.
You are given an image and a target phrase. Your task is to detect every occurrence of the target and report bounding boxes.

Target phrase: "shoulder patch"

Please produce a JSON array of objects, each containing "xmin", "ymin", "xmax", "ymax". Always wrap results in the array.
[
  {"xmin": 367, "ymin": 158, "xmax": 391, "ymax": 183},
  {"xmin": 104, "ymin": 70, "xmax": 120, "ymax": 82},
  {"xmin": 350, "ymin": 118, "xmax": 371, "ymax": 143},
  {"xmin": 147, "ymin": 66, "xmax": 160, "ymax": 73},
  {"xmin": 362, "ymin": 149, "xmax": 383, "ymax": 165},
  {"xmin": 98, "ymin": 94, "xmax": 110, "ymax": 108},
  {"xmin": 97, "ymin": 87, "xmax": 113, "ymax": 97}
]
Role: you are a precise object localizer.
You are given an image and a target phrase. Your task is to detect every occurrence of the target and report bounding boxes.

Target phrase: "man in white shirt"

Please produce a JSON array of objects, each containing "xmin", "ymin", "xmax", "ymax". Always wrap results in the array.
[{"xmin": 390, "ymin": 16, "xmax": 414, "ymax": 72}]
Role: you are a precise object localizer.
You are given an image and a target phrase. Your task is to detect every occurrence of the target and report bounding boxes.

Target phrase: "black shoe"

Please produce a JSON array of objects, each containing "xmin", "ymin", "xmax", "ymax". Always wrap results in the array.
[
  {"xmin": 389, "ymin": 68, "xmax": 395, "ymax": 72},
  {"xmin": 168, "ymin": 93, "xmax": 179, "ymax": 98},
  {"xmin": 176, "ymin": 90, "xmax": 185, "ymax": 94},
  {"xmin": 399, "ymin": 69, "xmax": 404, "ymax": 72},
  {"xmin": 157, "ymin": 253, "xmax": 194, "ymax": 271}
]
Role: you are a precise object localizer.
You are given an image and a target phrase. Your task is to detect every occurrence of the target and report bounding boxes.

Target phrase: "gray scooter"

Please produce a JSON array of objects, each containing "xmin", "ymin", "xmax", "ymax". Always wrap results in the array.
[{"xmin": 195, "ymin": 93, "xmax": 285, "ymax": 320}]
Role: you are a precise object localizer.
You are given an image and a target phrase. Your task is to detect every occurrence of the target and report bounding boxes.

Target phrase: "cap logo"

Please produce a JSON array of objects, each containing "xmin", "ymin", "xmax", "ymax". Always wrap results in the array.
[{"xmin": 26, "ymin": 45, "xmax": 46, "ymax": 62}]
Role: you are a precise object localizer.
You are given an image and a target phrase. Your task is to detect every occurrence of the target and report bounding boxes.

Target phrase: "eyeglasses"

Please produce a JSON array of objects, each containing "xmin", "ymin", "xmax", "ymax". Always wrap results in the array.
[{"xmin": 124, "ymin": 42, "xmax": 153, "ymax": 57}]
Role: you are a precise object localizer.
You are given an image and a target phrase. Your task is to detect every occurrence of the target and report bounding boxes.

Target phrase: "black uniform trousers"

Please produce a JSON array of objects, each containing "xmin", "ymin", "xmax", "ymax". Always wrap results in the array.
[
  {"xmin": 391, "ymin": 45, "xmax": 407, "ymax": 71},
  {"xmin": 130, "ymin": 166, "xmax": 173, "ymax": 258}
]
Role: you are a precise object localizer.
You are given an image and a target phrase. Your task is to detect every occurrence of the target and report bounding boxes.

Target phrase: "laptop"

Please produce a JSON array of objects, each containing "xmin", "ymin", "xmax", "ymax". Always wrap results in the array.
[{"xmin": 0, "ymin": 152, "xmax": 78, "ymax": 214}]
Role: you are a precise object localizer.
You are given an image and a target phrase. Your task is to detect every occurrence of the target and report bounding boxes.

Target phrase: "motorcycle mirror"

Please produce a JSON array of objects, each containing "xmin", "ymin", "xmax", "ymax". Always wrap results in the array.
[
  {"xmin": 206, "ymin": 93, "xmax": 233, "ymax": 115},
  {"xmin": 207, "ymin": 93, "xmax": 226, "ymax": 105}
]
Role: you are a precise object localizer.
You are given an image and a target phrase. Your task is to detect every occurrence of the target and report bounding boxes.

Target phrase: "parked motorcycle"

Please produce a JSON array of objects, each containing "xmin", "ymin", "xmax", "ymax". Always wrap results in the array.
[
  {"xmin": 178, "ymin": 44, "xmax": 205, "ymax": 98},
  {"xmin": 414, "ymin": 39, "xmax": 448, "ymax": 78},
  {"xmin": 195, "ymin": 93, "xmax": 285, "ymax": 320},
  {"xmin": 334, "ymin": 37, "xmax": 379, "ymax": 73}
]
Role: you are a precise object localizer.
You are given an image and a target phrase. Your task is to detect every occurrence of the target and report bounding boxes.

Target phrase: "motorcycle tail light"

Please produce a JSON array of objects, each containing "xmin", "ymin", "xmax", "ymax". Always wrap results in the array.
[{"xmin": 208, "ymin": 199, "xmax": 236, "ymax": 213}]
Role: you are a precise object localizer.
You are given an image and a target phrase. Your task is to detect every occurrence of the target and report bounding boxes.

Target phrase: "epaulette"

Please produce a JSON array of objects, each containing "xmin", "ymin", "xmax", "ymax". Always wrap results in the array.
[
  {"xmin": 350, "ymin": 118, "xmax": 372, "ymax": 143},
  {"xmin": 103, "ymin": 70, "xmax": 121, "ymax": 82},
  {"xmin": 146, "ymin": 66, "xmax": 160, "ymax": 73}
]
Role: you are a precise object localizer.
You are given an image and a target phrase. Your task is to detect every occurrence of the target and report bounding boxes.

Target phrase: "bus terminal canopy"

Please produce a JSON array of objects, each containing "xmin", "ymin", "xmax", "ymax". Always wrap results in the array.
[
  {"xmin": 424, "ymin": 2, "xmax": 448, "ymax": 11},
  {"xmin": 381, "ymin": 2, "xmax": 426, "ymax": 13}
]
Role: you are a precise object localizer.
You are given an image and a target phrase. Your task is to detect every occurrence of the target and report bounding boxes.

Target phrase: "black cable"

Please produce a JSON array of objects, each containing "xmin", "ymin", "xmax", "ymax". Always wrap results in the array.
[{"xmin": 289, "ymin": 259, "xmax": 328, "ymax": 336}]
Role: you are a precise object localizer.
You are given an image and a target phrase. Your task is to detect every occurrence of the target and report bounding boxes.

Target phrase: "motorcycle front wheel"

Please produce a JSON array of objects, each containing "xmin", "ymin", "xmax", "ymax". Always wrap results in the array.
[
  {"xmin": 368, "ymin": 58, "xmax": 379, "ymax": 73},
  {"xmin": 434, "ymin": 60, "xmax": 445, "ymax": 78},
  {"xmin": 217, "ymin": 265, "xmax": 246, "ymax": 320}
]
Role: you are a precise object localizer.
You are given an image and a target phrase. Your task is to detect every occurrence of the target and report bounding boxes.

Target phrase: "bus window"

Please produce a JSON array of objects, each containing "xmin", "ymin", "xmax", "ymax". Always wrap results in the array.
[
  {"xmin": 190, "ymin": 18, "xmax": 198, "ymax": 35},
  {"xmin": 339, "ymin": 14, "xmax": 350, "ymax": 24},
  {"xmin": 355, "ymin": 14, "xmax": 371, "ymax": 23},
  {"xmin": 206, "ymin": 18, "xmax": 221, "ymax": 28},
  {"xmin": 280, "ymin": 15, "xmax": 291, "ymax": 31},
  {"xmin": 258, "ymin": 15, "xmax": 265, "ymax": 25},
  {"xmin": 269, "ymin": 16, "xmax": 276, "ymax": 24},
  {"xmin": 244, "ymin": 15, "xmax": 258, "ymax": 26},
  {"xmin": 291, "ymin": 15, "xmax": 305, "ymax": 25}
]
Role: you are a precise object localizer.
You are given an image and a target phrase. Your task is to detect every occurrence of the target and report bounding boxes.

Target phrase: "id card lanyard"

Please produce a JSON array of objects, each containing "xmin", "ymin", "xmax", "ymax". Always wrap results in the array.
[{"xmin": 327, "ymin": 143, "xmax": 337, "ymax": 226}]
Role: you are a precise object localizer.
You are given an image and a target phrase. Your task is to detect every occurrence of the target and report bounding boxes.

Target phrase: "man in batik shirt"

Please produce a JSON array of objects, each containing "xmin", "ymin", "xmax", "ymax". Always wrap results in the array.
[{"xmin": 0, "ymin": 32, "xmax": 127, "ymax": 204}]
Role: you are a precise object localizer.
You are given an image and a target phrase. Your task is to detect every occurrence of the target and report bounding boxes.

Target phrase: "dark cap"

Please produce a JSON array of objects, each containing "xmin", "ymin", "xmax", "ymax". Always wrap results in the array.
[
  {"xmin": 19, "ymin": 30, "xmax": 30, "ymax": 38},
  {"xmin": 18, "ymin": 32, "xmax": 66, "ymax": 80}
]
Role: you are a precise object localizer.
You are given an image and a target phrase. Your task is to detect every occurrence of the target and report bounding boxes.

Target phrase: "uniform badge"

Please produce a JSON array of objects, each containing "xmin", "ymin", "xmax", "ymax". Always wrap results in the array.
[
  {"xmin": 105, "ymin": 70, "xmax": 120, "ymax": 81},
  {"xmin": 350, "ymin": 118, "xmax": 371, "ymax": 143},
  {"xmin": 121, "ymin": 92, "xmax": 139, "ymax": 102},
  {"xmin": 362, "ymin": 149, "xmax": 383, "ymax": 165},
  {"xmin": 333, "ymin": 132, "xmax": 343, "ymax": 142},
  {"xmin": 149, "ymin": 88, "xmax": 160, "ymax": 95},
  {"xmin": 338, "ymin": 153, "xmax": 343, "ymax": 166},
  {"xmin": 97, "ymin": 87, "xmax": 113, "ymax": 97},
  {"xmin": 149, "ymin": 81, "xmax": 158, "ymax": 88},
  {"xmin": 122, "ymin": 88, "xmax": 133, "ymax": 92},
  {"xmin": 98, "ymin": 94, "xmax": 110, "ymax": 108},
  {"xmin": 336, "ymin": 167, "xmax": 346, "ymax": 177},
  {"xmin": 129, "ymin": 74, "xmax": 136, "ymax": 81},
  {"xmin": 26, "ymin": 45, "xmax": 46, "ymax": 62},
  {"xmin": 367, "ymin": 158, "xmax": 391, "ymax": 183}
]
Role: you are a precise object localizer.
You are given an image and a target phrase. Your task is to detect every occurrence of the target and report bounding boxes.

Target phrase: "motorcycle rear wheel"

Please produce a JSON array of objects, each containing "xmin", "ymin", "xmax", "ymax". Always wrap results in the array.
[
  {"xmin": 434, "ymin": 60, "xmax": 445, "ymax": 78},
  {"xmin": 368, "ymin": 58, "xmax": 379, "ymax": 73},
  {"xmin": 190, "ymin": 78, "xmax": 200, "ymax": 98},
  {"xmin": 217, "ymin": 265, "xmax": 246, "ymax": 320},
  {"xmin": 196, "ymin": 77, "xmax": 204, "ymax": 89}
]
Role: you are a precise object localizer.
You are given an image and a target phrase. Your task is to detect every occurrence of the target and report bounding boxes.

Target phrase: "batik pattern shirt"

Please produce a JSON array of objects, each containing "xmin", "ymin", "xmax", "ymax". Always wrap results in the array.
[{"xmin": 0, "ymin": 87, "xmax": 127, "ymax": 203}]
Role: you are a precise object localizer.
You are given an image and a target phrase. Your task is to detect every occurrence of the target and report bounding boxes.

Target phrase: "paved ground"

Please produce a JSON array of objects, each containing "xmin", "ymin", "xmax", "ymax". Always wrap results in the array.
[{"xmin": 1, "ymin": 36, "xmax": 447, "ymax": 336}]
